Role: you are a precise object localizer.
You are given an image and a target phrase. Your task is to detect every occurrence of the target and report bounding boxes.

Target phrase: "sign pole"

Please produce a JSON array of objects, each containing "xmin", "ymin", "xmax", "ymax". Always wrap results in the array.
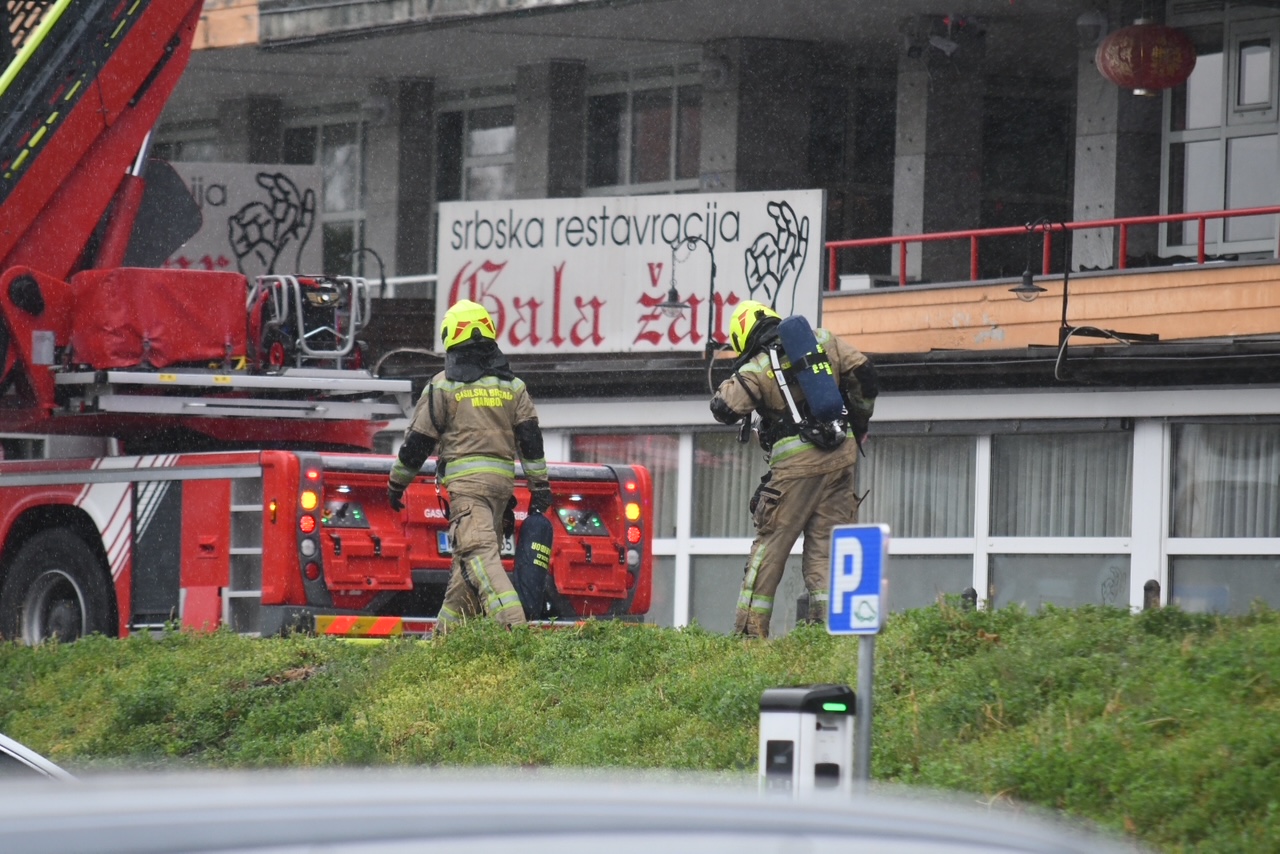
[
  {"xmin": 855, "ymin": 634, "xmax": 874, "ymax": 789},
  {"xmin": 828, "ymin": 523, "xmax": 889, "ymax": 794}
]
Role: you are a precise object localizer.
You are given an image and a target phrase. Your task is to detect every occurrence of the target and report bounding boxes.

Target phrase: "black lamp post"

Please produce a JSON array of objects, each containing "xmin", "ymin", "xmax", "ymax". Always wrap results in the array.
[
  {"xmin": 1008, "ymin": 218, "xmax": 1158, "ymax": 347},
  {"xmin": 657, "ymin": 235, "xmax": 729, "ymax": 359}
]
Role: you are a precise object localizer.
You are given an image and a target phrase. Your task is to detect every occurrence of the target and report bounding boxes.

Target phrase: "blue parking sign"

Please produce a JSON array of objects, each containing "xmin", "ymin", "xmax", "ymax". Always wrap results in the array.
[{"xmin": 828, "ymin": 524, "xmax": 889, "ymax": 635}]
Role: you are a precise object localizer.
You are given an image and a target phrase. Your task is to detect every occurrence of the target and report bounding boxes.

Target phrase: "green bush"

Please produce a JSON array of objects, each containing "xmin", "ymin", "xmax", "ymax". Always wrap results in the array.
[{"xmin": 3, "ymin": 605, "xmax": 1278, "ymax": 853}]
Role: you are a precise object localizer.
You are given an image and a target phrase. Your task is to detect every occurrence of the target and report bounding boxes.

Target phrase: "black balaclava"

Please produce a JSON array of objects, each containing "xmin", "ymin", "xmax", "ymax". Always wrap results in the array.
[{"xmin": 444, "ymin": 334, "xmax": 516, "ymax": 382}]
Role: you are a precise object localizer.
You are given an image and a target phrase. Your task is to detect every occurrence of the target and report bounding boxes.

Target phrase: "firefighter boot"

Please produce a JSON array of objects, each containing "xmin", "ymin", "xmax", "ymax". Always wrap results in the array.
[
  {"xmin": 807, "ymin": 592, "xmax": 828, "ymax": 626},
  {"xmin": 733, "ymin": 608, "xmax": 771, "ymax": 639}
]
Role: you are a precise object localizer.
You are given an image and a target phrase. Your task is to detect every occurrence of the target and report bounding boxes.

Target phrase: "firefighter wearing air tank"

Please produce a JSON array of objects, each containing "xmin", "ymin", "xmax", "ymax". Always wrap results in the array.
[
  {"xmin": 710, "ymin": 301, "xmax": 878, "ymax": 638},
  {"xmin": 387, "ymin": 300, "xmax": 553, "ymax": 632}
]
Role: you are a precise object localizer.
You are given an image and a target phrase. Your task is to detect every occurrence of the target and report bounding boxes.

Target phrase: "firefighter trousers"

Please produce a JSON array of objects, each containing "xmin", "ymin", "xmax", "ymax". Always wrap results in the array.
[
  {"xmin": 734, "ymin": 464, "xmax": 858, "ymax": 639},
  {"xmin": 435, "ymin": 473, "xmax": 527, "ymax": 635}
]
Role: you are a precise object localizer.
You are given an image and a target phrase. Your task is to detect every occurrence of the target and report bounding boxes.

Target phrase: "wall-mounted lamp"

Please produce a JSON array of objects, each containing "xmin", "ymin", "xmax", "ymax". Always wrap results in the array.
[
  {"xmin": 660, "ymin": 235, "xmax": 730, "ymax": 360},
  {"xmin": 1009, "ymin": 218, "xmax": 1159, "ymax": 377},
  {"xmin": 1010, "ymin": 217, "xmax": 1050, "ymax": 302},
  {"xmin": 1010, "ymin": 269, "xmax": 1047, "ymax": 302},
  {"xmin": 657, "ymin": 285, "xmax": 687, "ymax": 319}
]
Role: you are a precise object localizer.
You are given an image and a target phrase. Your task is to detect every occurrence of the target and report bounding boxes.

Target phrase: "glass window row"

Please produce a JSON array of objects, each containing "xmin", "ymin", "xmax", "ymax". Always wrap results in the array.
[{"xmin": 571, "ymin": 421, "xmax": 1280, "ymax": 632}]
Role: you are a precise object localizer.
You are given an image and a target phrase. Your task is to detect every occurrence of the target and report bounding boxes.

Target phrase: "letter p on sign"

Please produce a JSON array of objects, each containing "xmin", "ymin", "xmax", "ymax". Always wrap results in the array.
[{"xmin": 831, "ymin": 536, "xmax": 863, "ymax": 615}]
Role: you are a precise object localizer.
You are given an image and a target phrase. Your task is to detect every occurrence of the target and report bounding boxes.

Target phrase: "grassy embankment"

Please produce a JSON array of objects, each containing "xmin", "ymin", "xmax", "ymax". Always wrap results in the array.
[{"xmin": 2, "ymin": 602, "xmax": 1278, "ymax": 853}]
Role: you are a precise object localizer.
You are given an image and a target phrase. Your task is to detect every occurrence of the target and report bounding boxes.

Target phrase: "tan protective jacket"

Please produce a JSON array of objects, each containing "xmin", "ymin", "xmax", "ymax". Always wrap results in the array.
[
  {"xmin": 407, "ymin": 372, "xmax": 548, "ymax": 489},
  {"xmin": 713, "ymin": 327, "xmax": 870, "ymax": 478}
]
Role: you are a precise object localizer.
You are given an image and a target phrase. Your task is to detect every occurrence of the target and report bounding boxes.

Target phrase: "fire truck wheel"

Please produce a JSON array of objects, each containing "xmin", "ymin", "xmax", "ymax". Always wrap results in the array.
[
  {"xmin": 544, "ymin": 585, "xmax": 577, "ymax": 622},
  {"xmin": 0, "ymin": 530, "xmax": 114, "ymax": 644}
]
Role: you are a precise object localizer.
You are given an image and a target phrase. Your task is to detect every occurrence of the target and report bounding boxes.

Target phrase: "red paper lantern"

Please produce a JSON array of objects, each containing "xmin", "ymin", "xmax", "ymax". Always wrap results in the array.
[{"xmin": 1095, "ymin": 20, "xmax": 1197, "ymax": 95}]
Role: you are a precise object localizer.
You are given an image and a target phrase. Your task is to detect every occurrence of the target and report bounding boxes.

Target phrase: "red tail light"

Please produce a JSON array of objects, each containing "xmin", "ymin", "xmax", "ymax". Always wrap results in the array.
[
  {"xmin": 304, "ymin": 562, "xmax": 321, "ymax": 580},
  {"xmin": 299, "ymin": 515, "xmax": 316, "ymax": 534},
  {"xmin": 627, "ymin": 525, "xmax": 641, "ymax": 545}
]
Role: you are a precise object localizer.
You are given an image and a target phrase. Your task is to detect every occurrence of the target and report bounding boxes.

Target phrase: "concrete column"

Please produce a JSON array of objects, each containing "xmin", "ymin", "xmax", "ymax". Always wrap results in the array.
[
  {"xmin": 216, "ymin": 96, "xmax": 283, "ymax": 163},
  {"xmin": 891, "ymin": 24, "xmax": 985, "ymax": 283},
  {"xmin": 1072, "ymin": 2, "xmax": 1162, "ymax": 270},
  {"xmin": 514, "ymin": 60, "xmax": 585, "ymax": 199},
  {"xmin": 699, "ymin": 39, "xmax": 813, "ymax": 193},
  {"xmin": 360, "ymin": 80, "xmax": 398, "ymax": 282},
  {"xmin": 394, "ymin": 79, "xmax": 434, "ymax": 277}
]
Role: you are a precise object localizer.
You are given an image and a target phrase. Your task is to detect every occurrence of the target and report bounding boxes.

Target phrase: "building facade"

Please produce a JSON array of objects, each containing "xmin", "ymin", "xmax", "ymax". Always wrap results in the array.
[{"xmin": 137, "ymin": 0, "xmax": 1280, "ymax": 633}]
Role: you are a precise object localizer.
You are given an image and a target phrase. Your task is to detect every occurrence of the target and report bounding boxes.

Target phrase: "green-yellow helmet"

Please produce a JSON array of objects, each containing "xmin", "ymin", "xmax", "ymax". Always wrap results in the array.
[
  {"xmin": 440, "ymin": 299, "xmax": 497, "ymax": 350},
  {"xmin": 728, "ymin": 300, "xmax": 780, "ymax": 354}
]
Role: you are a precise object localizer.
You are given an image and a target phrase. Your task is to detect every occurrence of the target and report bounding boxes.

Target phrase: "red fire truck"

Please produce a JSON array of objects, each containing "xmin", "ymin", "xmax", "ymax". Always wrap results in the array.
[{"xmin": 0, "ymin": 1, "xmax": 653, "ymax": 643}]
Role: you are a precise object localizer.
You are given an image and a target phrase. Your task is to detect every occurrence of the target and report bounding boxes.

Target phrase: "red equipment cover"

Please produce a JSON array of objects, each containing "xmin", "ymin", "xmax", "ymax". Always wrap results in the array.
[{"xmin": 68, "ymin": 268, "xmax": 249, "ymax": 369}]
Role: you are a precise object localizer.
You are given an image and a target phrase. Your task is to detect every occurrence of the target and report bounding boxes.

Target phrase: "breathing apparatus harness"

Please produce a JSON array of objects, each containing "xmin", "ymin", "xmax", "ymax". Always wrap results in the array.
[{"xmin": 729, "ymin": 318, "xmax": 850, "ymax": 454}]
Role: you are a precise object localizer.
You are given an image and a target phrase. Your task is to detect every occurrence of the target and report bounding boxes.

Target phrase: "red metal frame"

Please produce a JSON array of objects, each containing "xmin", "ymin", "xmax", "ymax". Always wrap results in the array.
[{"xmin": 825, "ymin": 206, "xmax": 1280, "ymax": 291}]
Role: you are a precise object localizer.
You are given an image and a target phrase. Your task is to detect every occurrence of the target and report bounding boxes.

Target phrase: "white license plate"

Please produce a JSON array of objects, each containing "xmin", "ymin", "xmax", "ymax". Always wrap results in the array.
[{"xmin": 437, "ymin": 530, "xmax": 515, "ymax": 558}]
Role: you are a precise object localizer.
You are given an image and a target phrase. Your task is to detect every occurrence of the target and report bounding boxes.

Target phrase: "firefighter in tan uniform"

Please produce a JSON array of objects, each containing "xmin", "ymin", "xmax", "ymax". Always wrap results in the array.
[
  {"xmin": 710, "ymin": 301, "xmax": 878, "ymax": 638},
  {"xmin": 387, "ymin": 300, "xmax": 552, "ymax": 633}
]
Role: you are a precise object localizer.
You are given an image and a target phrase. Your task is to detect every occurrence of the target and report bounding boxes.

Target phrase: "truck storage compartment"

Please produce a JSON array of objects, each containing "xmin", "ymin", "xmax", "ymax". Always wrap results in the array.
[{"xmin": 68, "ymin": 268, "xmax": 248, "ymax": 368}]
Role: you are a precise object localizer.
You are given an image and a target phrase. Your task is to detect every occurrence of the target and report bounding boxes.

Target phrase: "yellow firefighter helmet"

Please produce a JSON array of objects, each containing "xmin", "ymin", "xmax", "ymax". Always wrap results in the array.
[
  {"xmin": 440, "ymin": 300, "xmax": 497, "ymax": 350},
  {"xmin": 728, "ymin": 300, "xmax": 781, "ymax": 355}
]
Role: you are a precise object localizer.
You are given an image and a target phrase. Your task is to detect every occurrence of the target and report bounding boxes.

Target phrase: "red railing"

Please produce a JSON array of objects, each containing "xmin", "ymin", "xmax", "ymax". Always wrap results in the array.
[{"xmin": 825, "ymin": 206, "xmax": 1280, "ymax": 291}]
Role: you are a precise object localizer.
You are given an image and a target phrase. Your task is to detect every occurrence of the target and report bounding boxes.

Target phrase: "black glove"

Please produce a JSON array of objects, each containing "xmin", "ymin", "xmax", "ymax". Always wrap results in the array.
[
  {"xmin": 749, "ymin": 472, "xmax": 773, "ymax": 515},
  {"xmin": 388, "ymin": 481, "xmax": 406, "ymax": 512},
  {"xmin": 528, "ymin": 484, "xmax": 553, "ymax": 515}
]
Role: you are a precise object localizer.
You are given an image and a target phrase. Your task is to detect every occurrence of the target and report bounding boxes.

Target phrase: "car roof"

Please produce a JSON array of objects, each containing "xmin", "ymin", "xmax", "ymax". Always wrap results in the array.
[{"xmin": 0, "ymin": 769, "xmax": 1145, "ymax": 854}]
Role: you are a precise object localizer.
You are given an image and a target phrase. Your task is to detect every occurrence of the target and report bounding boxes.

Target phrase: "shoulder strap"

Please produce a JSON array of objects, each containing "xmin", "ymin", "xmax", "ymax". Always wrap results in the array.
[
  {"xmin": 769, "ymin": 347, "xmax": 805, "ymax": 425},
  {"xmin": 425, "ymin": 383, "xmax": 444, "ymax": 435}
]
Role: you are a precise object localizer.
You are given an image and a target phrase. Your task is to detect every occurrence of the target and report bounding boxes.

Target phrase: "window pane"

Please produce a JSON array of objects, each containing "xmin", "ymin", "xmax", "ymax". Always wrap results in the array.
[
  {"xmin": 646, "ymin": 556, "xmax": 676, "ymax": 627},
  {"xmin": 1238, "ymin": 38, "xmax": 1272, "ymax": 107},
  {"xmin": 283, "ymin": 127, "xmax": 317, "ymax": 166},
  {"xmin": 857, "ymin": 435, "xmax": 974, "ymax": 538},
  {"xmin": 0, "ymin": 437, "xmax": 44, "ymax": 460},
  {"xmin": 322, "ymin": 221, "xmax": 358, "ymax": 276},
  {"xmin": 586, "ymin": 94, "xmax": 625, "ymax": 188},
  {"xmin": 465, "ymin": 164, "xmax": 514, "ymax": 201},
  {"xmin": 689, "ymin": 555, "xmax": 741, "ymax": 634},
  {"xmin": 570, "ymin": 434, "xmax": 678, "ymax": 538},
  {"xmin": 157, "ymin": 138, "xmax": 219, "ymax": 163},
  {"xmin": 631, "ymin": 89, "xmax": 673, "ymax": 184},
  {"xmin": 990, "ymin": 555, "xmax": 1130, "ymax": 610},
  {"xmin": 467, "ymin": 106, "xmax": 515, "ymax": 157},
  {"xmin": 885, "ymin": 556, "xmax": 974, "ymax": 612},
  {"xmin": 1171, "ymin": 423, "xmax": 1280, "ymax": 537},
  {"xmin": 1171, "ymin": 555, "xmax": 1280, "ymax": 615},
  {"xmin": 435, "ymin": 112, "xmax": 464, "ymax": 203},
  {"xmin": 1225, "ymin": 134, "xmax": 1278, "ymax": 241},
  {"xmin": 990, "ymin": 432, "xmax": 1131, "ymax": 537},
  {"xmin": 676, "ymin": 86, "xmax": 702, "ymax": 181},
  {"xmin": 689, "ymin": 554, "xmax": 803, "ymax": 636},
  {"xmin": 1172, "ymin": 49, "xmax": 1223, "ymax": 131},
  {"xmin": 1167, "ymin": 140, "xmax": 1223, "ymax": 245},
  {"xmin": 321, "ymin": 123, "xmax": 360, "ymax": 213},
  {"xmin": 693, "ymin": 432, "xmax": 769, "ymax": 538}
]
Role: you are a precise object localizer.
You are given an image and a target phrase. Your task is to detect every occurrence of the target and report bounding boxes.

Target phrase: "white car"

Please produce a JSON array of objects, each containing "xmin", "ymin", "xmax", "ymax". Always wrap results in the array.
[
  {"xmin": 0, "ymin": 769, "xmax": 1146, "ymax": 853},
  {"xmin": 0, "ymin": 733, "xmax": 75, "ymax": 781}
]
